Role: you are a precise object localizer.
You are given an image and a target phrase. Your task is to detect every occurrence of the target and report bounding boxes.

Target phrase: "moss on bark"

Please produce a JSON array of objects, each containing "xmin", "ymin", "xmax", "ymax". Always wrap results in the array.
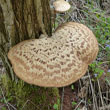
[{"xmin": 1, "ymin": 74, "xmax": 60, "ymax": 110}]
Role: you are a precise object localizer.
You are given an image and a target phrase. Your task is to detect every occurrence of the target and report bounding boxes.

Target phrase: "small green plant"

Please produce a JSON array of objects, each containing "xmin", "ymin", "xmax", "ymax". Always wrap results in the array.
[
  {"xmin": 89, "ymin": 62, "xmax": 104, "ymax": 79},
  {"xmin": 72, "ymin": 101, "xmax": 77, "ymax": 107},
  {"xmin": 53, "ymin": 99, "xmax": 60, "ymax": 110},
  {"xmin": 88, "ymin": 99, "xmax": 92, "ymax": 104},
  {"xmin": 53, "ymin": 104, "xmax": 59, "ymax": 110},
  {"xmin": 71, "ymin": 85, "xmax": 74, "ymax": 90}
]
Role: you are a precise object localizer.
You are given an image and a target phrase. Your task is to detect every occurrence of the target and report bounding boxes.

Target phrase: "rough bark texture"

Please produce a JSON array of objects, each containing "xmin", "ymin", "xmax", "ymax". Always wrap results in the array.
[
  {"xmin": 0, "ymin": 0, "xmax": 52, "ymax": 80},
  {"xmin": 0, "ymin": 1, "xmax": 60, "ymax": 109}
]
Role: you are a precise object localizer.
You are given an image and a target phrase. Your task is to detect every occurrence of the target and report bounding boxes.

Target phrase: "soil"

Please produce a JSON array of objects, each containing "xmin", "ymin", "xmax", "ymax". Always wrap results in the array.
[{"xmin": 59, "ymin": 85, "xmax": 79, "ymax": 110}]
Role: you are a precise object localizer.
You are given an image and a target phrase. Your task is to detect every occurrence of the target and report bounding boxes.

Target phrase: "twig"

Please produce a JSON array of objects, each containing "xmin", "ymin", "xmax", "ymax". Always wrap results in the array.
[
  {"xmin": 97, "ymin": 79, "xmax": 105, "ymax": 109},
  {"xmin": 74, "ymin": 100, "xmax": 83, "ymax": 110},
  {"xmin": 99, "ymin": 105, "xmax": 110, "ymax": 110},
  {"xmin": 7, "ymin": 102, "xmax": 17, "ymax": 110},
  {"xmin": 103, "ymin": 97, "xmax": 110, "ymax": 102},
  {"xmin": 102, "ymin": 61, "xmax": 110, "ymax": 64},
  {"xmin": 60, "ymin": 87, "xmax": 64, "ymax": 110},
  {"xmin": 88, "ymin": 70, "xmax": 98, "ymax": 110},
  {"xmin": 21, "ymin": 99, "xmax": 39, "ymax": 110},
  {"xmin": 98, "ymin": 44, "xmax": 106, "ymax": 50}
]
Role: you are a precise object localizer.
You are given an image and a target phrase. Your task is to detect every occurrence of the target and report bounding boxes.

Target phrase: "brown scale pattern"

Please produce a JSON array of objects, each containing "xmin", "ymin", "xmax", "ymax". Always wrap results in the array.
[{"xmin": 8, "ymin": 22, "xmax": 99, "ymax": 87}]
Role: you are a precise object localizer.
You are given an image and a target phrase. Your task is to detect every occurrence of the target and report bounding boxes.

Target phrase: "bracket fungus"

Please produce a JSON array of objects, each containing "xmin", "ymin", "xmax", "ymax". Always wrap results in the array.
[
  {"xmin": 53, "ymin": 0, "xmax": 71, "ymax": 13},
  {"xmin": 8, "ymin": 22, "xmax": 99, "ymax": 87}
]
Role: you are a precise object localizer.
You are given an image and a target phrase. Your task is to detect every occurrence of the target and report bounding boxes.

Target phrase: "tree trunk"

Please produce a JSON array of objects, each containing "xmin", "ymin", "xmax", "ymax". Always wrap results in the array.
[
  {"xmin": 0, "ymin": 0, "xmax": 60, "ymax": 109},
  {"xmin": 0, "ymin": 0, "xmax": 52, "ymax": 80}
]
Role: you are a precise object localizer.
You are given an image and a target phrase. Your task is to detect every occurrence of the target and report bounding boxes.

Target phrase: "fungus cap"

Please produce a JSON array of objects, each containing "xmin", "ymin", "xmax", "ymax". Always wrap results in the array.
[
  {"xmin": 53, "ymin": 0, "xmax": 71, "ymax": 12},
  {"xmin": 8, "ymin": 22, "xmax": 99, "ymax": 87}
]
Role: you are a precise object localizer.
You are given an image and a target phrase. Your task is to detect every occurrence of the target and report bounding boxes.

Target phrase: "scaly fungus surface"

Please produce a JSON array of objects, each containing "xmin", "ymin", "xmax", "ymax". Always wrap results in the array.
[
  {"xmin": 53, "ymin": 0, "xmax": 71, "ymax": 13},
  {"xmin": 8, "ymin": 22, "xmax": 99, "ymax": 87}
]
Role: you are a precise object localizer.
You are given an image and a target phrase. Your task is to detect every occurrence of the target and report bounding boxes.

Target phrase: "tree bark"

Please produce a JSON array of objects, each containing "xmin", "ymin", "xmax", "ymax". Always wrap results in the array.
[
  {"xmin": 0, "ymin": 0, "xmax": 60, "ymax": 109},
  {"xmin": 0, "ymin": 0, "xmax": 52, "ymax": 80}
]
